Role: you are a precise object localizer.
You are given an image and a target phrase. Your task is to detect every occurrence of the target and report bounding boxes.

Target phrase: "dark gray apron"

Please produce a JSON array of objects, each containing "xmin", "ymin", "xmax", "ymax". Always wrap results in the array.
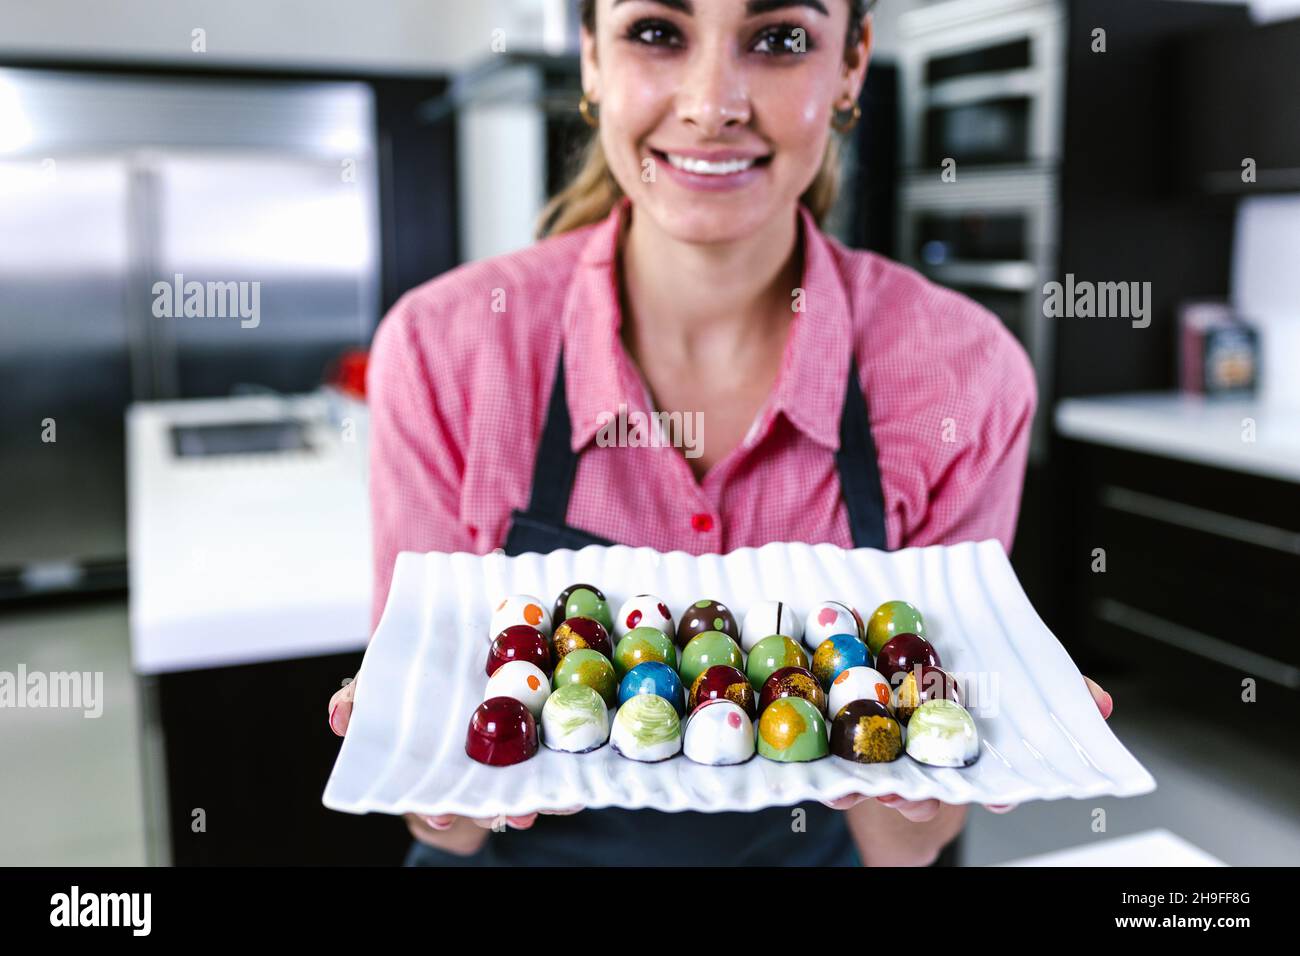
[{"xmin": 406, "ymin": 350, "xmax": 958, "ymax": 866}]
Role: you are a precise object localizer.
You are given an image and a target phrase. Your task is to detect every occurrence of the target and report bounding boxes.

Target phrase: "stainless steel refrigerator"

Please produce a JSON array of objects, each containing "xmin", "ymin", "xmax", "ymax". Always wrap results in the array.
[{"xmin": 0, "ymin": 67, "xmax": 381, "ymax": 594}]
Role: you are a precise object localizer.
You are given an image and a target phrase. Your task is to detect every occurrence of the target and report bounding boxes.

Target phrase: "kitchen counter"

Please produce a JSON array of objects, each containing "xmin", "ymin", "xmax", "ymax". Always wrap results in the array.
[
  {"xmin": 1055, "ymin": 393, "xmax": 1300, "ymax": 484},
  {"xmin": 127, "ymin": 391, "xmax": 410, "ymax": 865},
  {"xmin": 127, "ymin": 391, "xmax": 372, "ymax": 675},
  {"xmin": 1001, "ymin": 828, "xmax": 1225, "ymax": 867}
]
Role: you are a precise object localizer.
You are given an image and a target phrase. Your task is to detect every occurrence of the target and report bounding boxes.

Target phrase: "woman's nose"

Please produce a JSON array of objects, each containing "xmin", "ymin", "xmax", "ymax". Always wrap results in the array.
[{"xmin": 677, "ymin": 48, "xmax": 751, "ymax": 134}]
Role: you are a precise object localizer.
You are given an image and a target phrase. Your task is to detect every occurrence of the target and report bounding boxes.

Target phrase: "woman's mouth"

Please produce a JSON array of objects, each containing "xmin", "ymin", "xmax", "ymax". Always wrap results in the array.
[{"xmin": 649, "ymin": 147, "xmax": 772, "ymax": 192}]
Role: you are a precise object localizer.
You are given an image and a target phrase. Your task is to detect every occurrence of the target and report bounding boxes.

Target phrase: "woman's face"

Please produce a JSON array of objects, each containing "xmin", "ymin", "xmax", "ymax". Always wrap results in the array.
[{"xmin": 582, "ymin": 0, "xmax": 871, "ymax": 245}]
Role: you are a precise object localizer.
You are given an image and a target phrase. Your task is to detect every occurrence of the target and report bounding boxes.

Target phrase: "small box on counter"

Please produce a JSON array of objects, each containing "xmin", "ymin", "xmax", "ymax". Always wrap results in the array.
[{"xmin": 1179, "ymin": 301, "xmax": 1260, "ymax": 396}]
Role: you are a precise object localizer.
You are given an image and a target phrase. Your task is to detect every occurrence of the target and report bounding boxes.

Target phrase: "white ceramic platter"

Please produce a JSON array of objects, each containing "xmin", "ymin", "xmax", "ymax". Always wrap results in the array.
[{"xmin": 323, "ymin": 540, "xmax": 1155, "ymax": 817}]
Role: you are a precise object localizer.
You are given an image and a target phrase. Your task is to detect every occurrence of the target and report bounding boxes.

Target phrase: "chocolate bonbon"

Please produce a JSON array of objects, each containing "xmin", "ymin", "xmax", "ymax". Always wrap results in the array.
[
  {"xmin": 610, "ymin": 693, "xmax": 682, "ymax": 762},
  {"xmin": 906, "ymin": 699, "xmax": 980, "ymax": 768},
  {"xmin": 487, "ymin": 624, "xmax": 552, "ymax": 678},
  {"xmin": 553, "ymin": 616, "xmax": 614, "ymax": 663},
  {"xmin": 756, "ymin": 697, "xmax": 828, "ymax": 763},
  {"xmin": 466, "ymin": 697, "xmax": 538, "ymax": 766},
  {"xmin": 541, "ymin": 684, "xmax": 610, "ymax": 753},
  {"xmin": 675, "ymin": 599, "xmax": 740, "ymax": 650},
  {"xmin": 829, "ymin": 699, "xmax": 903, "ymax": 763},
  {"xmin": 688, "ymin": 664, "xmax": 756, "ymax": 718},
  {"xmin": 683, "ymin": 700, "xmax": 755, "ymax": 766},
  {"xmin": 614, "ymin": 594, "xmax": 674, "ymax": 640},
  {"xmin": 740, "ymin": 600, "xmax": 803, "ymax": 652},
  {"xmin": 757, "ymin": 665, "xmax": 827, "ymax": 716}
]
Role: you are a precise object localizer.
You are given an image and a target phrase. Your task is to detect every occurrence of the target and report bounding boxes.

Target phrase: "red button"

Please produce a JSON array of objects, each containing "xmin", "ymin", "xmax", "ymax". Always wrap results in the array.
[{"xmin": 690, "ymin": 513, "xmax": 714, "ymax": 533}]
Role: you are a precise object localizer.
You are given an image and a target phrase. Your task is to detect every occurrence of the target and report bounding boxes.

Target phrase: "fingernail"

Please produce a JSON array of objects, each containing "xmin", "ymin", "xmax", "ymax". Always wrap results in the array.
[
  {"xmin": 425, "ymin": 815, "xmax": 452, "ymax": 831},
  {"xmin": 328, "ymin": 704, "xmax": 341, "ymax": 735},
  {"xmin": 1099, "ymin": 692, "xmax": 1114, "ymax": 719}
]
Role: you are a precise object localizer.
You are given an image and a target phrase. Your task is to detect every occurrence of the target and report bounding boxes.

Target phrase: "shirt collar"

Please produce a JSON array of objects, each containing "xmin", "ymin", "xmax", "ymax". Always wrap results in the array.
[{"xmin": 563, "ymin": 195, "xmax": 852, "ymax": 454}]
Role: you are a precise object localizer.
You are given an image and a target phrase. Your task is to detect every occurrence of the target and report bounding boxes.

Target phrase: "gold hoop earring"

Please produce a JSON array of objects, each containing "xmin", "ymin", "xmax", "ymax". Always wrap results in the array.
[
  {"xmin": 578, "ymin": 93, "xmax": 600, "ymax": 129},
  {"xmin": 831, "ymin": 101, "xmax": 861, "ymax": 134}
]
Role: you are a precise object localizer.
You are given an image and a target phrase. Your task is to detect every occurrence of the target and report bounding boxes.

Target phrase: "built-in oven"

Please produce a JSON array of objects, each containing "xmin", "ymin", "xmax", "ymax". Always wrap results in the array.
[
  {"xmin": 899, "ymin": 0, "xmax": 1065, "ymax": 171},
  {"xmin": 899, "ymin": 169, "xmax": 1058, "ymax": 462}
]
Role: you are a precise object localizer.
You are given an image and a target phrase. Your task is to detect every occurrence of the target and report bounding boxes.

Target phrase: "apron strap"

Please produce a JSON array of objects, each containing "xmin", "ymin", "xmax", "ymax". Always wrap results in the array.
[
  {"xmin": 835, "ymin": 354, "xmax": 888, "ymax": 549},
  {"xmin": 520, "ymin": 349, "xmax": 888, "ymax": 550},
  {"xmin": 523, "ymin": 350, "xmax": 580, "ymax": 527}
]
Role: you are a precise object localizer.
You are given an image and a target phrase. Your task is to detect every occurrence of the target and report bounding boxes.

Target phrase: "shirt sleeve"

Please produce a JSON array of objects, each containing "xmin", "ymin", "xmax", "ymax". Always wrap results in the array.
[
  {"xmin": 903, "ymin": 336, "xmax": 1038, "ymax": 555},
  {"xmin": 367, "ymin": 298, "xmax": 474, "ymax": 633}
]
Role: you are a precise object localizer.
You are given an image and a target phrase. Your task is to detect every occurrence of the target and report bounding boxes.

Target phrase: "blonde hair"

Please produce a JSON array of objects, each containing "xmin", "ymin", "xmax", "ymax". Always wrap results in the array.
[{"xmin": 536, "ymin": 0, "xmax": 871, "ymax": 239}]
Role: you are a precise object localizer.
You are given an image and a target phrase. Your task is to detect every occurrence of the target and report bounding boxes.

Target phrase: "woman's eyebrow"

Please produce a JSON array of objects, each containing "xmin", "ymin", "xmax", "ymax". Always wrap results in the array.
[
  {"xmin": 747, "ymin": 0, "xmax": 829, "ymax": 15},
  {"xmin": 611, "ymin": 0, "xmax": 830, "ymax": 15},
  {"xmin": 612, "ymin": 0, "xmax": 693, "ymax": 12}
]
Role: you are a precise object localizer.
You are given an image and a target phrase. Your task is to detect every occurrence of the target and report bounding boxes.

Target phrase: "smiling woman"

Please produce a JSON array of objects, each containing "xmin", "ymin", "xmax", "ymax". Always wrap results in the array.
[
  {"xmin": 333, "ymin": 0, "xmax": 1054, "ymax": 869},
  {"xmin": 537, "ymin": 0, "xmax": 877, "ymax": 239}
]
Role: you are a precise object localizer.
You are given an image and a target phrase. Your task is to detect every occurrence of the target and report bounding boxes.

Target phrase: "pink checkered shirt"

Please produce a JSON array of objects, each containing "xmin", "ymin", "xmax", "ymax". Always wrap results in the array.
[{"xmin": 367, "ymin": 197, "xmax": 1036, "ymax": 629}]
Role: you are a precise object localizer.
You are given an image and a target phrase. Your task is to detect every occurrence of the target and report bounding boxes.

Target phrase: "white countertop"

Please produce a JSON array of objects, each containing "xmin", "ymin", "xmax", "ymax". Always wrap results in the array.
[
  {"xmin": 1001, "ymin": 828, "xmax": 1225, "ymax": 867},
  {"xmin": 1055, "ymin": 393, "xmax": 1300, "ymax": 484},
  {"xmin": 128, "ymin": 392, "xmax": 372, "ymax": 675}
]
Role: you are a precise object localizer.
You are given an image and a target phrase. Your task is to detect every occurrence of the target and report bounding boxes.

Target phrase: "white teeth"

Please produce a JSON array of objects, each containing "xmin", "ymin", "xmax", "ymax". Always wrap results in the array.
[{"xmin": 664, "ymin": 152, "xmax": 757, "ymax": 175}]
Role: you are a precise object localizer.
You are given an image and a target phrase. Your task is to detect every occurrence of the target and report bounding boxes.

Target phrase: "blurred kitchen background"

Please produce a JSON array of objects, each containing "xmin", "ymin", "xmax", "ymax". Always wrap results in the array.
[{"xmin": 1, "ymin": 0, "xmax": 1298, "ymax": 867}]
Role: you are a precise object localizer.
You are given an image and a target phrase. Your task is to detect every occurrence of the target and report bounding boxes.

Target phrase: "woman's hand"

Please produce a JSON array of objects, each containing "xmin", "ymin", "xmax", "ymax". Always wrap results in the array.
[
  {"xmin": 328, "ymin": 676, "xmax": 583, "ymax": 851},
  {"xmin": 420, "ymin": 806, "xmax": 584, "ymax": 832},
  {"xmin": 1083, "ymin": 674, "xmax": 1114, "ymax": 719},
  {"xmin": 824, "ymin": 791, "xmax": 946, "ymax": 820},
  {"xmin": 825, "ymin": 674, "xmax": 1114, "ymax": 819},
  {"xmin": 327, "ymin": 673, "xmax": 358, "ymax": 737}
]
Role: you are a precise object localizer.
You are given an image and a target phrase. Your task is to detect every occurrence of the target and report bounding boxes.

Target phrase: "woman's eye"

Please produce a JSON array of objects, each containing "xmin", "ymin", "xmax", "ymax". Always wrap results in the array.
[
  {"xmin": 752, "ymin": 24, "xmax": 813, "ymax": 56},
  {"xmin": 626, "ymin": 19, "xmax": 682, "ymax": 48}
]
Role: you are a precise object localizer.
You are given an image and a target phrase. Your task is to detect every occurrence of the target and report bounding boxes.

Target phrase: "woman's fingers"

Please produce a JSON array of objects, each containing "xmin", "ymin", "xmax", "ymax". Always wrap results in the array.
[
  {"xmin": 823, "ymin": 793, "xmax": 870, "ymax": 811},
  {"xmin": 1083, "ymin": 675, "xmax": 1113, "ymax": 720},
  {"xmin": 469, "ymin": 806, "xmax": 581, "ymax": 829},
  {"xmin": 472, "ymin": 813, "xmax": 539, "ymax": 830},
  {"xmin": 825, "ymin": 793, "xmax": 945, "ymax": 821},
  {"xmin": 327, "ymin": 675, "xmax": 358, "ymax": 737},
  {"xmin": 876, "ymin": 793, "xmax": 941, "ymax": 822}
]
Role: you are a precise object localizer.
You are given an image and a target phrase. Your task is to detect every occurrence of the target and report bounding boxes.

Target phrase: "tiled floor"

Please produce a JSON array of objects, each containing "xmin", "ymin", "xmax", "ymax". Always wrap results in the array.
[
  {"xmin": 0, "ymin": 600, "xmax": 147, "ymax": 865},
  {"xmin": 1, "ymin": 599, "xmax": 1297, "ymax": 866}
]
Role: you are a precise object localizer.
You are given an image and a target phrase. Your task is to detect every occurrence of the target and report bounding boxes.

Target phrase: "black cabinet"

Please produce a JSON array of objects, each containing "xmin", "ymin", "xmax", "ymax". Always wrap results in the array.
[
  {"xmin": 152, "ymin": 651, "xmax": 412, "ymax": 866},
  {"xmin": 1055, "ymin": 0, "xmax": 1250, "ymax": 400},
  {"xmin": 1012, "ymin": 0, "xmax": 1255, "ymax": 631},
  {"xmin": 1177, "ymin": 16, "xmax": 1300, "ymax": 195},
  {"xmin": 1060, "ymin": 440, "xmax": 1300, "ymax": 715}
]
